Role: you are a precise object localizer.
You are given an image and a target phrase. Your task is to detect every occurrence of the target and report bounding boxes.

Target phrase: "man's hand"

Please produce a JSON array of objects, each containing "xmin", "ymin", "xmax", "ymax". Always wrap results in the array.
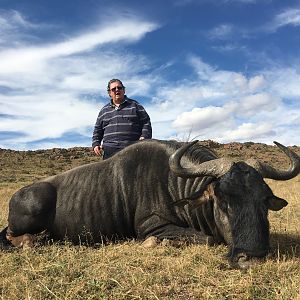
[
  {"xmin": 93, "ymin": 145, "xmax": 103, "ymax": 156},
  {"xmin": 139, "ymin": 137, "xmax": 145, "ymax": 141}
]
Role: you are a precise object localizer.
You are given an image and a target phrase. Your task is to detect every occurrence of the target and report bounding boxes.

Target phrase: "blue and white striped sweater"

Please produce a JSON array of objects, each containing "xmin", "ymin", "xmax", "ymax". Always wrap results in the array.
[{"xmin": 92, "ymin": 97, "xmax": 152, "ymax": 149}]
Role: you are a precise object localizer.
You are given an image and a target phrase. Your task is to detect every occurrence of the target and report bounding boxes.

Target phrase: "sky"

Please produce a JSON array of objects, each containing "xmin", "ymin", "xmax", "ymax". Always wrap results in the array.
[{"xmin": 0, "ymin": 0, "xmax": 300, "ymax": 150}]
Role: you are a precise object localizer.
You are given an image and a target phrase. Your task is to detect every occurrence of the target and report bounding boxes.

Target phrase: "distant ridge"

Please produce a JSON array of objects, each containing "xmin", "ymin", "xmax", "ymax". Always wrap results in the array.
[{"xmin": 1, "ymin": 141, "xmax": 299, "ymax": 184}]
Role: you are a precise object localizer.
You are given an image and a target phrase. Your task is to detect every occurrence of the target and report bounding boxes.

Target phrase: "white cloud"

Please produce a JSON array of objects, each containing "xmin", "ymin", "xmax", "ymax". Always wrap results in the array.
[
  {"xmin": 187, "ymin": 55, "xmax": 217, "ymax": 81},
  {"xmin": 263, "ymin": 67, "xmax": 300, "ymax": 98},
  {"xmin": 220, "ymin": 122, "xmax": 275, "ymax": 142},
  {"xmin": 248, "ymin": 75, "xmax": 266, "ymax": 91},
  {"xmin": 173, "ymin": 106, "xmax": 233, "ymax": 130},
  {"xmin": 171, "ymin": 92, "xmax": 280, "ymax": 139},
  {"xmin": 208, "ymin": 24, "xmax": 235, "ymax": 40},
  {"xmin": 0, "ymin": 93, "xmax": 101, "ymax": 141},
  {"xmin": 267, "ymin": 8, "xmax": 300, "ymax": 32},
  {"xmin": 208, "ymin": 8, "xmax": 300, "ymax": 42},
  {"xmin": 158, "ymin": 54, "xmax": 298, "ymax": 144},
  {"xmin": 143, "ymin": 52, "xmax": 300, "ymax": 145},
  {"xmin": 238, "ymin": 93, "xmax": 281, "ymax": 116},
  {"xmin": 187, "ymin": 56, "xmax": 267, "ymax": 96},
  {"xmin": 274, "ymin": 8, "xmax": 300, "ymax": 28},
  {"xmin": 170, "ymin": 100, "xmax": 281, "ymax": 143},
  {"xmin": 0, "ymin": 14, "xmax": 158, "ymax": 100},
  {"xmin": 0, "ymin": 9, "xmax": 38, "ymax": 31},
  {"xmin": 0, "ymin": 20, "xmax": 158, "ymax": 75},
  {"xmin": 0, "ymin": 10, "xmax": 51, "ymax": 49},
  {"xmin": 0, "ymin": 10, "xmax": 159, "ymax": 149}
]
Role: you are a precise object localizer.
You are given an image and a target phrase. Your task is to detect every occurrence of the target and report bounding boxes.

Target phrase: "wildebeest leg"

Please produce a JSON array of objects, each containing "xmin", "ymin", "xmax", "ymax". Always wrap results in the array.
[
  {"xmin": 141, "ymin": 235, "xmax": 207, "ymax": 248},
  {"xmin": 0, "ymin": 227, "xmax": 34, "ymax": 250},
  {"xmin": 149, "ymin": 224, "xmax": 215, "ymax": 246},
  {"xmin": 6, "ymin": 229, "xmax": 35, "ymax": 249},
  {"xmin": 137, "ymin": 213, "xmax": 214, "ymax": 246},
  {"xmin": 6, "ymin": 182, "xmax": 57, "ymax": 247}
]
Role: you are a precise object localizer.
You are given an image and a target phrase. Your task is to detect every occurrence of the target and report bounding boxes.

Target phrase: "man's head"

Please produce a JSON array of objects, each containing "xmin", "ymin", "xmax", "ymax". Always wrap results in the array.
[{"xmin": 107, "ymin": 79, "xmax": 125, "ymax": 105}]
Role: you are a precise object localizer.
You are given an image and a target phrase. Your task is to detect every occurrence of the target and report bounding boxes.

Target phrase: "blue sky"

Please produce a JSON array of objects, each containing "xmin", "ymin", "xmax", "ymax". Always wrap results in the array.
[{"xmin": 0, "ymin": 0, "xmax": 300, "ymax": 150}]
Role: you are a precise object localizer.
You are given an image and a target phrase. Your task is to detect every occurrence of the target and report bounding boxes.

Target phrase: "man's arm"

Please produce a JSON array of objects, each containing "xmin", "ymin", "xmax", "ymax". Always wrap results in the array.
[
  {"xmin": 136, "ymin": 103, "xmax": 152, "ymax": 139},
  {"xmin": 92, "ymin": 110, "xmax": 105, "ymax": 155}
]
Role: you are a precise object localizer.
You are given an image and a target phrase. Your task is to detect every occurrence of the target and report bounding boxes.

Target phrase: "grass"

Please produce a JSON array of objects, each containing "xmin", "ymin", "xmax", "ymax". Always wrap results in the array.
[{"xmin": 0, "ymin": 145, "xmax": 300, "ymax": 299}]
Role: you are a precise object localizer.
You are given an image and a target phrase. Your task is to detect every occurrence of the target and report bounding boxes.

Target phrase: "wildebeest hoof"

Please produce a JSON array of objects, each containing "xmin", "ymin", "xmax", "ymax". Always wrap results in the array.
[
  {"xmin": 161, "ymin": 239, "xmax": 186, "ymax": 247},
  {"xmin": 141, "ymin": 236, "xmax": 159, "ymax": 248},
  {"xmin": 235, "ymin": 256, "xmax": 252, "ymax": 270},
  {"xmin": 161, "ymin": 239, "xmax": 173, "ymax": 247},
  {"xmin": 6, "ymin": 233, "xmax": 35, "ymax": 249},
  {"xmin": 229, "ymin": 253, "xmax": 260, "ymax": 270}
]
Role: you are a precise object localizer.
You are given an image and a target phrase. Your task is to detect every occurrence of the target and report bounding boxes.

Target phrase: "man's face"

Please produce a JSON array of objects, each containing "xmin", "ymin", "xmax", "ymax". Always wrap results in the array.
[{"xmin": 108, "ymin": 81, "xmax": 125, "ymax": 104}]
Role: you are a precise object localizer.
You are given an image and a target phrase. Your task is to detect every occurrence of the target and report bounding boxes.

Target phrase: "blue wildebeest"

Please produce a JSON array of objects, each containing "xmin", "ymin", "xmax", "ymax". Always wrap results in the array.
[{"xmin": 0, "ymin": 139, "xmax": 299, "ymax": 269}]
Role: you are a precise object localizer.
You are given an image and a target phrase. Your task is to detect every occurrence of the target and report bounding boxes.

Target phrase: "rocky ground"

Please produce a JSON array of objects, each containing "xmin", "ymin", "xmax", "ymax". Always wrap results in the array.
[{"xmin": 1, "ymin": 140, "xmax": 299, "ymax": 184}]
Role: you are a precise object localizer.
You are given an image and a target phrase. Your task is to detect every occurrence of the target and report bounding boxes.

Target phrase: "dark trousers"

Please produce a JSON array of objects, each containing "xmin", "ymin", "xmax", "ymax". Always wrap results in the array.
[{"xmin": 103, "ymin": 146, "xmax": 123, "ymax": 160}]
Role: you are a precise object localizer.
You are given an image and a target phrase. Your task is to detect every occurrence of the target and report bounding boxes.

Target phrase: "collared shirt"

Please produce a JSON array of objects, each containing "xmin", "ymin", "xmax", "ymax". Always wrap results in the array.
[
  {"xmin": 111, "ymin": 98, "xmax": 126, "ymax": 110},
  {"xmin": 92, "ymin": 96, "xmax": 152, "ymax": 149}
]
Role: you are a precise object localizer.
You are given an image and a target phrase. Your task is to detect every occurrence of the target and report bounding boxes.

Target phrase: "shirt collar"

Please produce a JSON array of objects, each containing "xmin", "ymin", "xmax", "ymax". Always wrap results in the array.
[{"xmin": 110, "ymin": 95, "xmax": 128, "ymax": 110}]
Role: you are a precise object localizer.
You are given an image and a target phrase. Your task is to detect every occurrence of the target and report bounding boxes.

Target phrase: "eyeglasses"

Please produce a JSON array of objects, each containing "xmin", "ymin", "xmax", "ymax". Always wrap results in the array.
[{"xmin": 110, "ymin": 86, "xmax": 124, "ymax": 92}]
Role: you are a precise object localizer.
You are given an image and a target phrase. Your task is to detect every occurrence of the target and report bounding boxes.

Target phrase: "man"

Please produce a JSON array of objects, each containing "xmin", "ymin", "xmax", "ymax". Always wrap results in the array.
[{"xmin": 92, "ymin": 79, "xmax": 152, "ymax": 159}]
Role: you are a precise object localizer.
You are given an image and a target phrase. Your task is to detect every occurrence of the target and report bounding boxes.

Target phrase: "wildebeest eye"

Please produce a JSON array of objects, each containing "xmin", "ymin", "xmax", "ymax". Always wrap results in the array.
[
  {"xmin": 227, "ymin": 203, "xmax": 233, "ymax": 215},
  {"xmin": 218, "ymin": 199, "xmax": 229, "ymax": 212}
]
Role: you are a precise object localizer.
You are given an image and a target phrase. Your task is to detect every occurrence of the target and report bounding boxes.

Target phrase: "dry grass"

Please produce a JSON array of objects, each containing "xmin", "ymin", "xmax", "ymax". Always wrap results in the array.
[{"xmin": 0, "ymin": 146, "xmax": 300, "ymax": 299}]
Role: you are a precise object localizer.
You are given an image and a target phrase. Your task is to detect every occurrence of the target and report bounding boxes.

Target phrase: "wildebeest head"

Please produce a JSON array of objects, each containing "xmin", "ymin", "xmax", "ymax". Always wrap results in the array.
[{"xmin": 169, "ymin": 141, "xmax": 300, "ymax": 269}]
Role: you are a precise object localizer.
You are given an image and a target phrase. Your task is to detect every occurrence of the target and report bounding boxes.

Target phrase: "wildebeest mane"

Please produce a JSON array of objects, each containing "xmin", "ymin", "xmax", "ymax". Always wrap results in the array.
[
  {"xmin": 149, "ymin": 139, "xmax": 218, "ymax": 164},
  {"xmin": 184, "ymin": 142, "xmax": 218, "ymax": 164}
]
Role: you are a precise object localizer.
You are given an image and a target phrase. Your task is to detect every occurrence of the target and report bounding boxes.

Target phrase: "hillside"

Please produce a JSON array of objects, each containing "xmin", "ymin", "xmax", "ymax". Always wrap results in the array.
[{"xmin": 0, "ymin": 140, "xmax": 299, "ymax": 184}]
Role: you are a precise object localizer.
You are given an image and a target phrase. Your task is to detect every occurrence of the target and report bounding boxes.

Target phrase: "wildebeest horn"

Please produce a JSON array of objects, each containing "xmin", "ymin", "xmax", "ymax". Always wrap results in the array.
[
  {"xmin": 246, "ymin": 141, "xmax": 300, "ymax": 180},
  {"xmin": 169, "ymin": 141, "xmax": 234, "ymax": 178}
]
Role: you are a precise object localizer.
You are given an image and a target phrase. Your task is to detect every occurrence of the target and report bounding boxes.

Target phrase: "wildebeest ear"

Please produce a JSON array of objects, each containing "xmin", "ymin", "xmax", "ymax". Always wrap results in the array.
[{"xmin": 268, "ymin": 196, "xmax": 288, "ymax": 211}]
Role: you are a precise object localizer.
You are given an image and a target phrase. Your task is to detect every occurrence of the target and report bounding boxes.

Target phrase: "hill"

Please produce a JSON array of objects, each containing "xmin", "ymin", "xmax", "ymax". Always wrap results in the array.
[{"xmin": 1, "ymin": 141, "xmax": 299, "ymax": 184}]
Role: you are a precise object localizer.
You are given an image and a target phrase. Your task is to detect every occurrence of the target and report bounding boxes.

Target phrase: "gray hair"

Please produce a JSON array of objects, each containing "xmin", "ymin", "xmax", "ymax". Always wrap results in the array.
[{"xmin": 107, "ymin": 79, "xmax": 125, "ymax": 91}]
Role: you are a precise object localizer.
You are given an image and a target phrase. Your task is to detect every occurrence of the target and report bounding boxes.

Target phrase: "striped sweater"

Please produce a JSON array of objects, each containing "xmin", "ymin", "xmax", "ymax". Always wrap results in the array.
[{"xmin": 92, "ymin": 97, "xmax": 152, "ymax": 149}]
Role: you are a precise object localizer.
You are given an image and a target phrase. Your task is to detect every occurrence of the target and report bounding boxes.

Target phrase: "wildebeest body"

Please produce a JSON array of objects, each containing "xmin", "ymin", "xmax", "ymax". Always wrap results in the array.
[
  {"xmin": 50, "ymin": 142, "xmax": 174, "ymax": 241},
  {"xmin": 9, "ymin": 141, "xmax": 209, "ymax": 242}
]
